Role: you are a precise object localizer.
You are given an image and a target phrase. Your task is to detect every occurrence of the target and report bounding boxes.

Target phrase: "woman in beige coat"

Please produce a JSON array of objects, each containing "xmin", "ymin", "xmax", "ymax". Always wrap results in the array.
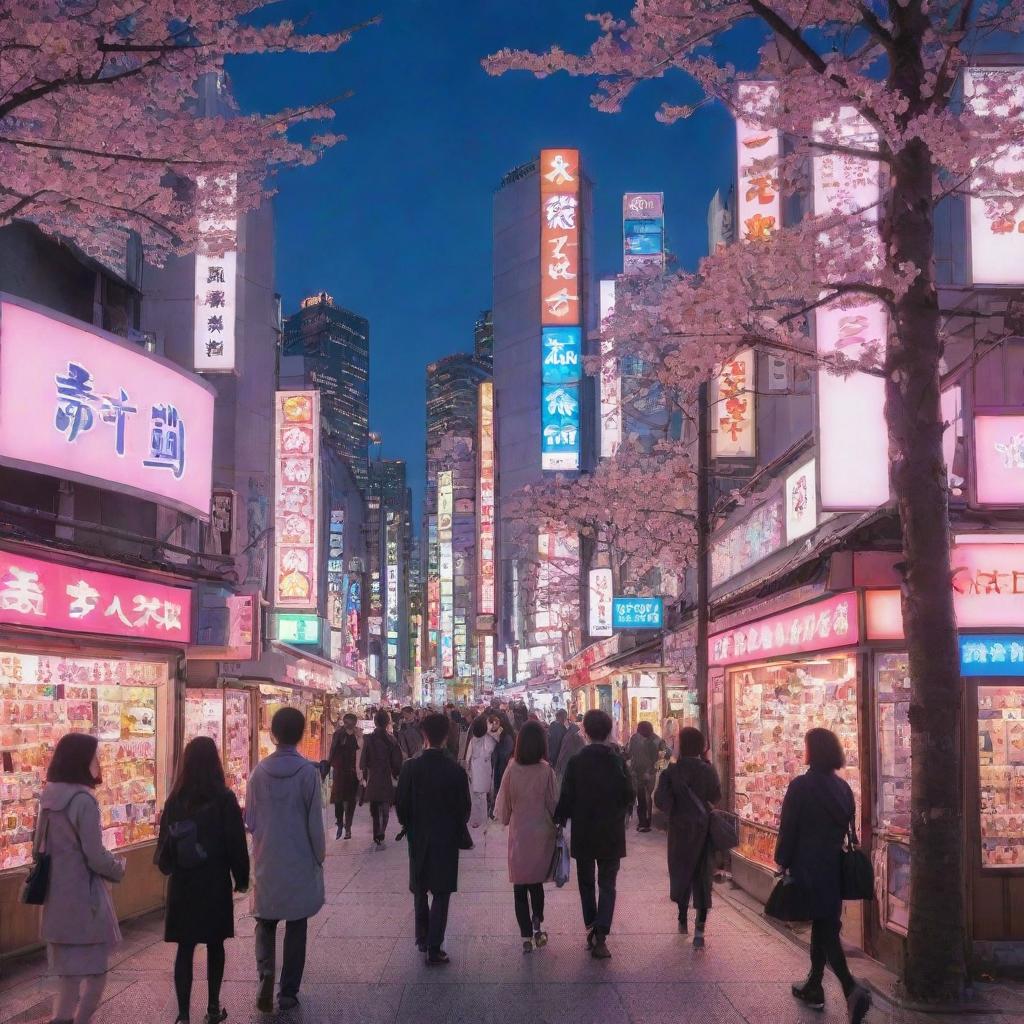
[
  {"xmin": 38, "ymin": 733, "xmax": 126, "ymax": 1024},
  {"xmin": 494, "ymin": 721, "xmax": 559, "ymax": 953}
]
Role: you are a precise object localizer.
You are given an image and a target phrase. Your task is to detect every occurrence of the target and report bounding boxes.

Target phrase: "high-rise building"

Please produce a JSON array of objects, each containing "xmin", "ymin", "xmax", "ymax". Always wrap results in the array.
[
  {"xmin": 492, "ymin": 151, "xmax": 594, "ymax": 676},
  {"xmin": 474, "ymin": 310, "xmax": 494, "ymax": 367},
  {"xmin": 281, "ymin": 292, "xmax": 370, "ymax": 492}
]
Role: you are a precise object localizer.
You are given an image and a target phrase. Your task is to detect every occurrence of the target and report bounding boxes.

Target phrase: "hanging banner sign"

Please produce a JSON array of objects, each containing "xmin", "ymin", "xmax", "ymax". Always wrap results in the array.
[
  {"xmin": 710, "ymin": 349, "xmax": 756, "ymax": 459},
  {"xmin": 588, "ymin": 568, "xmax": 614, "ymax": 637},
  {"xmin": 478, "ymin": 382, "xmax": 496, "ymax": 616},
  {"xmin": 599, "ymin": 279, "xmax": 622, "ymax": 458},
  {"xmin": 193, "ymin": 175, "xmax": 238, "ymax": 372},
  {"xmin": 612, "ymin": 596, "xmax": 663, "ymax": 630},
  {"xmin": 735, "ymin": 83, "xmax": 780, "ymax": 243}
]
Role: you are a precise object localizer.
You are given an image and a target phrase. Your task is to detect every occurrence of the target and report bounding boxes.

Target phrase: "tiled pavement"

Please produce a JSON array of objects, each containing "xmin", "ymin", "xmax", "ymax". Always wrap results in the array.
[{"xmin": 2, "ymin": 811, "xmax": 1021, "ymax": 1024}]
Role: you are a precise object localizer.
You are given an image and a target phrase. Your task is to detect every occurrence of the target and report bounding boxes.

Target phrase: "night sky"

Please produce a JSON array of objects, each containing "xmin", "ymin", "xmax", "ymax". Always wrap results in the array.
[{"xmin": 229, "ymin": 1, "xmax": 762, "ymax": 521}]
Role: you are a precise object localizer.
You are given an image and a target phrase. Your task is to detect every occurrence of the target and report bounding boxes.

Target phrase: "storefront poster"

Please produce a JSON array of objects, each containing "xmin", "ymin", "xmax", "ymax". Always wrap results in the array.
[
  {"xmin": 977, "ymin": 684, "xmax": 1024, "ymax": 867},
  {"xmin": 785, "ymin": 459, "xmax": 817, "ymax": 542},
  {"xmin": 710, "ymin": 497, "xmax": 783, "ymax": 587},
  {"xmin": 0, "ymin": 549, "xmax": 192, "ymax": 643}
]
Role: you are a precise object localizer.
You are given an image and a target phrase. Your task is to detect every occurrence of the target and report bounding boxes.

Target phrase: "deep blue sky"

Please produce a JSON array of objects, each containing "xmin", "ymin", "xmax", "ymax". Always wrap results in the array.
[{"xmin": 229, "ymin": 1, "xmax": 759, "ymax": 520}]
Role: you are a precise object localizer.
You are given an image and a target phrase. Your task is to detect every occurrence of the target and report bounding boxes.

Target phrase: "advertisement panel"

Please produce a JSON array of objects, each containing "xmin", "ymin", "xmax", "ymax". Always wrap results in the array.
[
  {"xmin": 541, "ymin": 327, "xmax": 582, "ymax": 385},
  {"xmin": 599, "ymin": 279, "xmax": 622, "ymax": 458},
  {"xmin": 785, "ymin": 459, "xmax": 818, "ymax": 542},
  {"xmin": 623, "ymin": 192, "xmax": 665, "ymax": 273},
  {"xmin": 478, "ymin": 382, "xmax": 496, "ymax": 616},
  {"xmin": 438, "ymin": 470, "xmax": 455, "ymax": 678},
  {"xmin": 951, "ymin": 538, "xmax": 1024, "ymax": 628},
  {"xmin": 540, "ymin": 149, "xmax": 582, "ymax": 472},
  {"xmin": 965, "ymin": 69, "xmax": 1024, "ymax": 286},
  {"xmin": 327, "ymin": 510, "xmax": 345, "ymax": 629},
  {"xmin": 273, "ymin": 391, "xmax": 320, "ymax": 610},
  {"xmin": 0, "ymin": 549, "xmax": 192, "ymax": 643},
  {"xmin": 974, "ymin": 415, "xmax": 1024, "ymax": 505},
  {"xmin": 588, "ymin": 567, "xmax": 613, "ymax": 637},
  {"xmin": 193, "ymin": 175, "xmax": 238, "ymax": 372},
  {"xmin": 612, "ymin": 597, "xmax": 663, "ymax": 630},
  {"xmin": 0, "ymin": 297, "xmax": 215, "ymax": 519},
  {"xmin": 735, "ymin": 83, "xmax": 780, "ymax": 243},
  {"xmin": 275, "ymin": 613, "xmax": 319, "ymax": 645},
  {"xmin": 960, "ymin": 634, "xmax": 1024, "ymax": 676},
  {"xmin": 709, "ymin": 349, "xmax": 755, "ymax": 459},
  {"xmin": 344, "ymin": 579, "xmax": 361, "ymax": 668}
]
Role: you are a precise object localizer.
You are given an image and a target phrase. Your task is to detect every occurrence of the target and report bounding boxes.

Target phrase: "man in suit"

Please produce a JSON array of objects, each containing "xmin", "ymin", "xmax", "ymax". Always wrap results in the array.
[
  {"xmin": 554, "ymin": 708, "xmax": 635, "ymax": 960},
  {"xmin": 396, "ymin": 712, "xmax": 471, "ymax": 965}
]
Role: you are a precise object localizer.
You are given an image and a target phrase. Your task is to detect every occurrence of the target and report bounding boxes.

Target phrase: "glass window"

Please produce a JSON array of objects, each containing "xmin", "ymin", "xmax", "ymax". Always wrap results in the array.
[
  {"xmin": 876, "ymin": 652, "xmax": 911, "ymax": 831},
  {"xmin": 978, "ymin": 685, "xmax": 1024, "ymax": 868}
]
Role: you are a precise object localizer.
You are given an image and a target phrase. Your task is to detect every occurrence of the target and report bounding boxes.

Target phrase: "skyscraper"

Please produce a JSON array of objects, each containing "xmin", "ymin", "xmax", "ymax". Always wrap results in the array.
[
  {"xmin": 282, "ymin": 291, "xmax": 370, "ymax": 492},
  {"xmin": 474, "ymin": 309, "xmax": 494, "ymax": 367}
]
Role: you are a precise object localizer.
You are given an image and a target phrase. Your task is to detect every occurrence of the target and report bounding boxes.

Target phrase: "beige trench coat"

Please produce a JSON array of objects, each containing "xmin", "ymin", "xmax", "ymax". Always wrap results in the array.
[{"xmin": 494, "ymin": 760, "xmax": 558, "ymax": 885}]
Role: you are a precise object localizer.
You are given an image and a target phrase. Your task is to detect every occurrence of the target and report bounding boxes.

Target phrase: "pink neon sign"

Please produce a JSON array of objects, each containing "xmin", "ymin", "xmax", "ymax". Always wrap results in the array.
[
  {"xmin": 0, "ymin": 549, "xmax": 192, "ymax": 643},
  {"xmin": 951, "ymin": 541, "xmax": 1024, "ymax": 628},
  {"xmin": 708, "ymin": 591, "xmax": 860, "ymax": 667},
  {"xmin": 974, "ymin": 415, "xmax": 1024, "ymax": 506},
  {"xmin": 0, "ymin": 298, "xmax": 214, "ymax": 519}
]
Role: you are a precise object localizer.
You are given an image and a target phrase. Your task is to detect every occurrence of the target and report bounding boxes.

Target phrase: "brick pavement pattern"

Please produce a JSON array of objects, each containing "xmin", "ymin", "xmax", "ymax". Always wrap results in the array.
[{"xmin": 2, "ymin": 808, "xmax": 1021, "ymax": 1024}]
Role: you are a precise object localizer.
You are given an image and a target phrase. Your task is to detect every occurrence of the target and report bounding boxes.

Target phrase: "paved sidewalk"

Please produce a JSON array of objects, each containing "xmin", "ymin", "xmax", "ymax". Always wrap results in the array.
[{"xmin": 2, "ymin": 809, "xmax": 1020, "ymax": 1024}]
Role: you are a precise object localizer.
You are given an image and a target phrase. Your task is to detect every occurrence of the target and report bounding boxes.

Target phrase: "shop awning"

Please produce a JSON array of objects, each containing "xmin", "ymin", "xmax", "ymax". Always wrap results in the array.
[{"xmin": 219, "ymin": 642, "xmax": 339, "ymax": 694}]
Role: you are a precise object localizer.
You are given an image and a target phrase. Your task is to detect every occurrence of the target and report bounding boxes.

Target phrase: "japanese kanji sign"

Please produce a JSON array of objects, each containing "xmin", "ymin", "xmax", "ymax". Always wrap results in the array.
[
  {"xmin": 951, "ymin": 540, "xmax": 1024, "ymax": 628},
  {"xmin": 735, "ymin": 83, "xmax": 780, "ymax": 243},
  {"xmin": 0, "ymin": 297, "xmax": 214, "ymax": 519},
  {"xmin": 478, "ymin": 382, "xmax": 496, "ymax": 617},
  {"xmin": 193, "ymin": 175, "xmax": 238, "ymax": 371},
  {"xmin": 612, "ymin": 596, "xmax": 663, "ymax": 630},
  {"xmin": 273, "ymin": 391, "xmax": 320, "ymax": 611},
  {"xmin": 959, "ymin": 634, "xmax": 1024, "ymax": 676},
  {"xmin": 0, "ymin": 550, "xmax": 192, "ymax": 642},
  {"xmin": 710, "ymin": 348, "xmax": 756, "ymax": 459}
]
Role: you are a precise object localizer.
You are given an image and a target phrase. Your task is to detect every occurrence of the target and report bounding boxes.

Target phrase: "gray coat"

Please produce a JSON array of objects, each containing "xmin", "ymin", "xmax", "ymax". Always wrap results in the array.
[
  {"xmin": 39, "ymin": 783, "xmax": 125, "ymax": 946},
  {"xmin": 245, "ymin": 746, "xmax": 326, "ymax": 921}
]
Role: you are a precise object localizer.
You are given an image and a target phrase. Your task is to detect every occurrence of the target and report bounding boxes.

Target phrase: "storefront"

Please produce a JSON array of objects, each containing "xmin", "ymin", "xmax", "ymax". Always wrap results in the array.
[
  {"xmin": 181, "ymin": 687, "xmax": 255, "ymax": 805},
  {"xmin": 0, "ymin": 545, "xmax": 193, "ymax": 957}
]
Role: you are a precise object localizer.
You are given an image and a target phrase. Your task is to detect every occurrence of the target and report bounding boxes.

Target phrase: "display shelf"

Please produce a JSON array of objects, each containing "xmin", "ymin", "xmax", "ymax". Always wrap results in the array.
[{"xmin": 978, "ymin": 684, "xmax": 1024, "ymax": 868}]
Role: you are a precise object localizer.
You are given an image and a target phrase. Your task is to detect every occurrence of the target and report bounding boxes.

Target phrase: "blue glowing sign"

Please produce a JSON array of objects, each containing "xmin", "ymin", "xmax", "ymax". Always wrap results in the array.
[
  {"xmin": 623, "ymin": 218, "xmax": 664, "ymax": 256},
  {"xmin": 541, "ymin": 327, "xmax": 582, "ymax": 385},
  {"xmin": 541, "ymin": 384, "xmax": 579, "ymax": 471},
  {"xmin": 959, "ymin": 634, "xmax": 1024, "ymax": 676},
  {"xmin": 612, "ymin": 597, "xmax": 664, "ymax": 630}
]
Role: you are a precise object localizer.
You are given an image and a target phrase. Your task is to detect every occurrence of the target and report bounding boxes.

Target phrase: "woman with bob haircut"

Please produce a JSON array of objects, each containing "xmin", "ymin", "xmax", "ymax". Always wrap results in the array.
[
  {"xmin": 776, "ymin": 727, "xmax": 871, "ymax": 1024},
  {"xmin": 494, "ymin": 720, "xmax": 559, "ymax": 953},
  {"xmin": 37, "ymin": 732, "xmax": 126, "ymax": 1024},
  {"xmin": 157, "ymin": 736, "xmax": 249, "ymax": 1024},
  {"xmin": 654, "ymin": 726, "xmax": 722, "ymax": 947}
]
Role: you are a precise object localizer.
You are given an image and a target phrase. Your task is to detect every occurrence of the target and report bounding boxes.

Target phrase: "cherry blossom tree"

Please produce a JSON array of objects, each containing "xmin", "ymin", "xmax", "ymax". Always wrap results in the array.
[
  {"xmin": 488, "ymin": 1, "xmax": 1024, "ymax": 1002},
  {"xmin": 0, "ymin": 1, "xmax": 375, "ymax": 266}
]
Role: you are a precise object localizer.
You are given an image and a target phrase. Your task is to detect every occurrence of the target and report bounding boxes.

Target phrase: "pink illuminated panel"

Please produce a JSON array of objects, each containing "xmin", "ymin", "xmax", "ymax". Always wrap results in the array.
[
  {"xmin": 974, "ymin": 415, "xmax": 1024, "ymax": 506},
  {"xmin": 0, "ymin": 550, "xmax": 191, "ymax": 642},
  {"xmin": 865, "ymin": 589, "xmax": 904, "ymax": 640},
  {"xmin": 735, "ymin": 83, "xmax": 780, "ymax": 243},
  {"xmin": 0, "ymin": 299, "xmax": 214, "ymax": 518},
  {"xmin": 708, "ymin": 591, "xmax": 859, "ymax": 667},
  {"xmin": 951, "ymin": 541, "xmax": 1024, "ymax": 628}
]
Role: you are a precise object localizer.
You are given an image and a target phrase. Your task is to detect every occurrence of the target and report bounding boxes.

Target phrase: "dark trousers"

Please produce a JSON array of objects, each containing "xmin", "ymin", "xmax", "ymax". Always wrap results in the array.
[
  {"xmin": 334, "ymin": 797, "xmax": 356, "ymax": 831},
  {"xmin": 808, "ymin": 917, "xmax": 855, "ymax": 996},
  {"xmin": 575, "ymin": 856, "xmax": 620, "ymax": 936},
  {"xmin": 513, "ymin": 883, "xmax": 545, "ymax": 938},
  {"xmin": 173, "ymin": 940, "xmax": 225, "ymax": 1017},
  {"xmin": 414, "ymin": 888, "xmax": 451, "ymax": 952},
  {"xmin": 254, "ymin": 918, "xmax": 308, "ymax": 1000},
  {"xmin": 370, "ymin": 801, "xmax": 390, "ymax": 841},
  {"xmin": 634, "ymin": 773, "xmax": 654, "ymax": 829}
]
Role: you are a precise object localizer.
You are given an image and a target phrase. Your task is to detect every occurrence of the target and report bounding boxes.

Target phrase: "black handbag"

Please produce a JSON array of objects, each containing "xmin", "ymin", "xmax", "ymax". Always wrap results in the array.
[
  {"xmin": 20, "ymin": 810, "xmax": 51, "ymax": 905},
  {"xmin": 765, "ymin": 872, "xmax": 812, "ymax": 922},
  {"xmin": 840, "ymin": 822, "xmax": 874, "ymax": 900}
]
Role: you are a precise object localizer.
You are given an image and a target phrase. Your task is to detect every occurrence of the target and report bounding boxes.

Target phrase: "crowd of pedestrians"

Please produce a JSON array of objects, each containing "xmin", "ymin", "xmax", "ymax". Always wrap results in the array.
[{"xmin": 27, "ymin": 699, "xmax": 871, "ymax": 1024}]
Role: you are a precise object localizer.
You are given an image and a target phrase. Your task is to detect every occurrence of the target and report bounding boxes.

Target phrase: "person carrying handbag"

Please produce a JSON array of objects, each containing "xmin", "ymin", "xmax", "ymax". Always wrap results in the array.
[
  {"xmin": 36, "ymin": 733, "xmax": 126, "ymax": 1024},
  {"xmin": 653, "ymin": 727, "xmax": 722, "ymax": 947},
  {"xmin": 775, "ymin": 728, "xmax": 872, "ymax": 1024}
]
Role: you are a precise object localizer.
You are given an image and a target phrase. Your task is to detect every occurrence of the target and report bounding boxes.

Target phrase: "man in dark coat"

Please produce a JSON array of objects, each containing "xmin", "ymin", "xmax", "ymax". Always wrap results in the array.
[
  {"xmin": 547, "ymin": 709, "xmax": 568, "ymax": 770},
  {"xmin": 360, "ymin": 709, "xmax": 403, "ymax": 848},
  {"xmin": 396, "ymin": 706, "xmax": 424, "ymax": 760},
  {"xmin": 328, "ymin": 713, "xmax": 363, "ymax": 840},
  {"xmin": 554, "ymin": 715, "xmax": 585, "ymax": 784},
  {"xmin": 396, "ymin": 712, "xmax": 472, "ymax": 966},
  {"xmin": 554, "ymin": 708, "xmax": 635, "ymax": 960}
]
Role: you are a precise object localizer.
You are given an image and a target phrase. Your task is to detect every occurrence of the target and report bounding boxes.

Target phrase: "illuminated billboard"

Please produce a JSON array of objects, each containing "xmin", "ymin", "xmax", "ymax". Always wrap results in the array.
[
  {"xmin": 612, "ymin": 597, "xmax": 663, "ymax": 630},
  {"xmin": 975, "ymin": 415, "xmax": 1024, "ymax": 505},
  {"xmin": 540, "ymin": 149, "xmax": 582, "ymax": 472},
  {"xmin": 599, "ymin": 280, "xmax": 622, "ymax": 458},
  {"xmin": 735, "ymin": 83, "xmax": 780, "ymax": 243},
  {"xmin": 588, "ymin": 567, "xmax": 613, "ymax": 637},
  {"xmin": 623, "ymin": 193, "xmax": 665, "ymax": 273},
  {"xmin": 478, "ymin": 382, "xmax": 496, "ymax": 616},
  {"xmin": 276, "ymin": 613, "xmax": 320, "ymax": 645},
  {"xmin": 541, "ymin": 327, "xmax": 582, "ymax": 385},
  {"xmin": 965, "ymin": 69, "xmax": 1024, "ymax": 286},
  {"xmin": 327, "ymin": 510, "xmax": 345, "ymax": 630},
  {"xmin": 193, "ymin": 175, "xmax": 238, "ymax": 372},
  {"xmin": 0, "ymin": 296, "xmax": 215, "ymax": 519},
  {"xmin": 273, "ymin": 391, "xmax": 320, "ymax": 610},
  {"xmin": 710, "ymin": 349, "xmax": 755, "ymax": 459},
  {"xmin": 438, "ymin": 470, "xmax": 455, "ymax": 678}
]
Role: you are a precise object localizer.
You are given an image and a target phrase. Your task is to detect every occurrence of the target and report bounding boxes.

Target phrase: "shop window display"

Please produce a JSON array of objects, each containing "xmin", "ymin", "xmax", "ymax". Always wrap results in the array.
[
  {"xmin": 258, "ymin": 686, "xmax": 324, "ymax": 764},
  {"xmin": 876, "ymin": 652, "xmax": 911, "ymax": 831},
  {"xmin": 182, "ymin": 689, "xmax": 252, "ymax": 806},
  {"xmin": 0, "ymin": 651, "xmax": 165, "ymax": 871},
  {"xmin": 978, "ymin": 685, "xmax": 1024, "ymax": 868},
  {"xmin": 731, "ymin": 654, "xmax": 860, "ymax": 867}
]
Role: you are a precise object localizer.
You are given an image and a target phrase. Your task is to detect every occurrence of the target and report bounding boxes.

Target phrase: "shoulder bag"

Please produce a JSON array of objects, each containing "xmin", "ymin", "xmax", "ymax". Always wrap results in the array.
[
  {"xmin": 765, "ymin": 872, "xmax": 812, "ymax": 922},
  {"xmin": 840, "ymin": 820, "xmax": 874, "ymax": 900},
  {"xmin": 678, "ymin": 768, "xmax": 739, "ymax": 852},
  {"xmin": 548, "ymin": 824, "xmax": 571, "ymax": 887},
  {"xmin": 20, "ymin": 809, "xmax": 51, "ymax": 905}
]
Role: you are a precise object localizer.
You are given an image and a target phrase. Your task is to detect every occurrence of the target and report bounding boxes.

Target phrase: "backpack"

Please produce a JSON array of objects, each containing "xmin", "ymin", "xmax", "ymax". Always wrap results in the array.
[{"xmin": 158, "ymin": 816, "xmax": 209, "ymax": 873}]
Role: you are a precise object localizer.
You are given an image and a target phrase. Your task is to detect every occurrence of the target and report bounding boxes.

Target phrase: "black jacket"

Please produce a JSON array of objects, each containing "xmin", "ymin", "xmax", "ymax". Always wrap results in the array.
[
  {"xmin": 775, "ymin": 768, "xmax": 856, "ymax": 920},
  {"xmin": 547, "ymin": 721, "xmax": 568, "ymax": 768},
  {"xmin": 554, "ymin": 743, "xmax": 635, "ymax": 861},
  {"xmin": 396, "ymin": 748, "xmax": 471, "ymax": 895},
  {"xmin": 361, "ymin": 728, "xmax": 402, "ymax": 803},
  {"xmin": 157, "ymin": 789, "xmax": 249, "ymax": 944}
]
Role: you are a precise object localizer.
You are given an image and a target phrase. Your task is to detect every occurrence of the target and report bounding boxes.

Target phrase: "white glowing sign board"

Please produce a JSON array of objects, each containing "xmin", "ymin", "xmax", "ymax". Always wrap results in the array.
[
  {"xmin": 599, "ymin": 279, "xmax": 622, "ymax": 459},
  {"xmin": 965, "ymin": 68, "xmax": 1024, "ymax": 286},
  {"xmin": 735, "ymin": 83, "xmax": 781, "ymax": 244},
  {"xmin": 785, "ymin": 459, "xmax": 817, "ymax": 542},
  {"xmin": 193, "ymin": 176, "xmax": 238, "ymax": 372},
  {"xmin": 710, "ymin": 349, "xmax": 755, "ymax": 459},
  {"xmin": 438, "ymin": 470, "xmax": 454, "ymax": 679},
  {"xmin": 274, "ymin": 391, "xmax": 320, "ymax": 610},
  {"xmin": 478, "ymin": 381, "xmax": 496, "ymax": 616},
  {"xmin": 588, "ymin": 567, "xmax": 613, "ymax": 638}
]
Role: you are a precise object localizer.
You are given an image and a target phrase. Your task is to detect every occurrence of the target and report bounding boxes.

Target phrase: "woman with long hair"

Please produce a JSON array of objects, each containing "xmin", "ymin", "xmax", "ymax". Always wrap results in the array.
[
  {"xmin": 464, "ymin": 714, "xmax": 497, "ymax": 830},
  {"xmin": 157, "ymin": 736, "xmax": 249, "ymax": 1024},
  {"xmin": 777, "ymin": 728, "xmax": 871, "ymax": 1024},
  {"xmin": 494, "ymin": 721, "xmax": 558, "ymax": 953},
  {"xmin": 38, "ymin": 732, "xmax": 126, "ymax": 1024},
  {"xmin": 653, "ymin": 727, "xmax": 722, "ymax": 947}
]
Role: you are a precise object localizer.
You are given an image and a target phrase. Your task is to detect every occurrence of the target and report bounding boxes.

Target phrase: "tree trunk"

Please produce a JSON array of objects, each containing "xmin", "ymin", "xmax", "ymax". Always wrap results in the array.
[{"xmin": 885, "ymin": 23, "xmax": 967, "ymax": 998}]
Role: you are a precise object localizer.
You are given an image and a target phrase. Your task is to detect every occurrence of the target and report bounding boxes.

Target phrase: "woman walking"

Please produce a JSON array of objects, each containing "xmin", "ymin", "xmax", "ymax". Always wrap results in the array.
[
  {"xmin": 38, "ymin": 733, "xmax": 126, "ymax": 1024},
  {"xmin": 494, "ymin": 721, "xmax": 558, "ymax": 953},
  {"xmin": 776, "ymin": 728, "xmax": 872, "ymax": 1024},
  {"xmin": 490, "ymin": 713, "xmax": 515, "ymax": 802},
  {"xmin": 157, "ymin": 737, "xmax": 249, "ymax": 1024},
  {"xmin": 464, "ymin": 715, "xmax": 497, "ymax": 830},
  {"xmin": 360, "ymin": 709, "xmax": 403, "ymax": 848},
  {"xmin": 653, "ymin": 727, "xmax": 721, "ymax": 948}
]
